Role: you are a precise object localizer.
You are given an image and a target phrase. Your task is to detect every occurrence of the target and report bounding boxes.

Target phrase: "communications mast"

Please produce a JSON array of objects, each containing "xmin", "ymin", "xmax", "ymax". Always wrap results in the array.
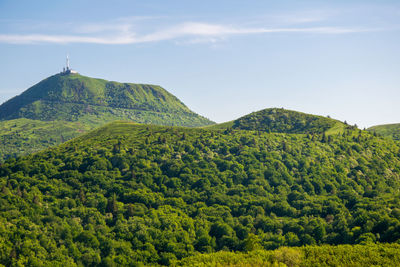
[{"xmin": 62, "ymin": 54, "xmax": 78, "ymax": 74}]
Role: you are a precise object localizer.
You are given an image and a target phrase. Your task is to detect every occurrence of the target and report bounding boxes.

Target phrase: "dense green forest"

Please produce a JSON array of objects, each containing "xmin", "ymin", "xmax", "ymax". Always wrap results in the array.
[
  {"xmin": 1, "ymin": 118, "xmax": 400, "ymax": 266},
  {"xmin": 368, "ymin": 123, "xmax": 400, "ymax": 141},
  {"xmin": 0, "ymin": 73, "xmax": 214, "ymax": 161}
]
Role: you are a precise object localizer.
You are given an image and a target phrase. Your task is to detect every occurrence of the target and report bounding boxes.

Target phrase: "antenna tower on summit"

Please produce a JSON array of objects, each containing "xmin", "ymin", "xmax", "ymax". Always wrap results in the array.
[
  {"xmin": 66, "ymin": 54, "xmax": 70, "ymax": 71},
  {"xmin": 62, "ymin": 54, "xmax": 78, "ymax": 74}
]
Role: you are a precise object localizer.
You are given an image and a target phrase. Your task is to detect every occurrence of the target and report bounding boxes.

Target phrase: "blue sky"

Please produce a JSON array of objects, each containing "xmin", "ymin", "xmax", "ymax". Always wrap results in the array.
[{"xmin": 0, "ymin": 0, "xmax": 399, "ymax": 128}]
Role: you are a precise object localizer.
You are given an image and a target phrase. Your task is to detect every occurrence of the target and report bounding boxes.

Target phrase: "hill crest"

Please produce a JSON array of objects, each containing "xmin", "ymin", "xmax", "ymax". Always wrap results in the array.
[
  {"xmin": 0, "ymin": 73, "xmax": 213, "ymax": 127},
  {"xmin": 367, "ymin": 123, "xmax": 400, "ymax": 140},
  {"xmin": 208, "ymin": 108, "xmax": 348, "ymax": 135}
]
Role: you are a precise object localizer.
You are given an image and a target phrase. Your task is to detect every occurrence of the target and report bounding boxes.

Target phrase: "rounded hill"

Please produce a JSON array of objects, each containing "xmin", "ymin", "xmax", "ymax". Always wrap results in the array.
[
  {"xmin": 209, "ymin": 108, "xmax": 348, "ymax": 135},
  {"xmin": 0, "ymin": 73, "xmax": 213, "ymax": 127}
]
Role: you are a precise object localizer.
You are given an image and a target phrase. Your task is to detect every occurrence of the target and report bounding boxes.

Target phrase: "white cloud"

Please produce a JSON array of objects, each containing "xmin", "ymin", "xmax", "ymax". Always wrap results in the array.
[
  {"xmin": 75, "ymin": 23, "xmax": 132, "ymax": 34},
  {"xmin": 0, "ymin": 21, "xmax": 376, "ymax": 45},
  {"xmin": 0, "ymin": 34, "xmax": 131, "ymax": 44}
]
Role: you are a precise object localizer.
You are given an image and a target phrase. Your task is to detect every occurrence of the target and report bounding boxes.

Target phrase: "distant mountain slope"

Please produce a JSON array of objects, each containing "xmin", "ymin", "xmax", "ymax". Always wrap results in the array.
[
  {"xmin": 0, "ymin": 73, "xmax": 213, "ymax": 127},
  {"xmin": 208, "ymin": 108, "xmax": 348, "ymax": 134},
  {"xmin": 0, "ymin": 73, "xmax": 214, "ymax": 161},
  {"xmin": 367, "ymin": 123, "xmax": 400, "ymax": 141},
  {"xmin": 0, "ymin": 118, "xmax": 91, "ymax": 161}
]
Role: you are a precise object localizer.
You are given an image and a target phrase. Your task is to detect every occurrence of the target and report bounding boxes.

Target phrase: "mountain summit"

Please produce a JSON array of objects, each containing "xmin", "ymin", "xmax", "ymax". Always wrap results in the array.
[
  {"xmin": 0, "ymin": 73, "xmax": 213, "ymax": 161},
  {"xmin": 0, "ymin": 73, "xmax": 213, "ymax": 127}
]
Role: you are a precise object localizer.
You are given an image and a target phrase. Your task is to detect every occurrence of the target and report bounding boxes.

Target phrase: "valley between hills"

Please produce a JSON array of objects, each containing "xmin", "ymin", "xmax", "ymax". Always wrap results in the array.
[{"xmin": 1, "ymin": 72, "xmax": 400, "ymax": 266}]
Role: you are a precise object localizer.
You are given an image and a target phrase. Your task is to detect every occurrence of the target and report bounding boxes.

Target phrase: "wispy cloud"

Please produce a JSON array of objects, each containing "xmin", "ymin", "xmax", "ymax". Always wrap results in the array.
[
  {"xmin": 0, "ymin": 20, "xmax": 377, "ymax": 45},
  {"xmin": 253, "ymin": 10, "xmax": 335, "ymax": 26}
]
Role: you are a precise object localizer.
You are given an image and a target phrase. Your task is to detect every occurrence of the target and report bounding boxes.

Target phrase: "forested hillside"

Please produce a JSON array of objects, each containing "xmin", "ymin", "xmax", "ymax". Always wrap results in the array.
[{"xmin": 1, "ymin": 120, "xmax": 400, "ymax": 266}]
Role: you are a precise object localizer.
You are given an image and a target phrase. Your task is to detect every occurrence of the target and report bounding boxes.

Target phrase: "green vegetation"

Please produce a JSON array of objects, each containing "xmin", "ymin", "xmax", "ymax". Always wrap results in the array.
[
  {"xmin": 0, "ymin": 118, "xmax": 92, "ymax": 161},
  {"xmin": 175, "ymin": 243, "xmax": 400, "ymax": 266},
  {"xmin": 368, "ymin": 123, "xmax": 400, "ymax": 141},
  {"xmin": 0, "ymin": 73, "xmax": 213, "ymax": 127},
  {"xmin": 1, "ymin": 120, "xmax": 400, "ymax": 265},
  {"xmin": 0, "ymin": 73, "xmax": 214, "ymax": 161},
  {"xmin": 208, "ymin": 108, "xmax": 348, "ymax": 135}
]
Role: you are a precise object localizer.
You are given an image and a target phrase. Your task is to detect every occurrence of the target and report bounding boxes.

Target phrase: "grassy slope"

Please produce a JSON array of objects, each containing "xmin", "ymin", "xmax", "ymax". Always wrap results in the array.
[
  {"xmin": 0, "ymin": 73, "xmax": 213, "ymax": 126},
  {"xmin": 367, "ymin": 123, "xmax": 400, "ymax": 141},
  {"xmin": 0, "ymin": 118, "xmax": 92, "ymax": 161},
  {"xmin": 1, "ymin": 74, "xmax": 184, "ymax": 116}
]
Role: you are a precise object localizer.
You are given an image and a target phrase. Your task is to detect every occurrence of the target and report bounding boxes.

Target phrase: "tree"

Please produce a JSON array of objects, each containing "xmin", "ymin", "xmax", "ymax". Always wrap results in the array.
[
  {"xmin": 107, "ymin": 194, "xmax": 118, "ymax": 215},
  {"xmin": 243, "ymin": 233, "xmax": 262, "ymax": 251}
]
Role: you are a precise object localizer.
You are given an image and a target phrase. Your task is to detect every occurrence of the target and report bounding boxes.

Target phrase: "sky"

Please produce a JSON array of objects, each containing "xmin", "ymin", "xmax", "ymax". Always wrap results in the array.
[{"xmin": 0, "ymin": 0, "xmax": 399, "ymax": 128}]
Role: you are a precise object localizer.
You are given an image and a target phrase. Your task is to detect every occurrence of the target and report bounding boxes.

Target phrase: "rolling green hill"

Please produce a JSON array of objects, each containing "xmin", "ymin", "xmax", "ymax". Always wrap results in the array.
[
  {"xmin": 367, "ymin": 123, "xmax": 400, "ymax": 141},
  {"xmin": 207, "ymin": 108, "xmax": 349, "ymax": 135},
  {"xmin": 1, "ymin": 119, "xmax": 400, "ymax": 265},
  {"xmin": 0, "ymin": 73, "xmax": 213, "ymax": 127},
  {"xmin": 0, "ymin": 73, "xmax": 214, "ymax": 161}
]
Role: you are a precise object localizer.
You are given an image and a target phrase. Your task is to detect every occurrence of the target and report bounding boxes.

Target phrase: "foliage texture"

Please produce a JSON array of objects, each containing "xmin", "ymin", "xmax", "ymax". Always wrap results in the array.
[{"xmin": 1, "ymin": 121, "xmax": 400, "ymax": 265}]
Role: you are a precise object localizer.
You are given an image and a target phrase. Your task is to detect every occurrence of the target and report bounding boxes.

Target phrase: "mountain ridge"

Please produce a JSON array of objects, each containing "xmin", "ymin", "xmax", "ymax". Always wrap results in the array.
[{"xmin": 0, "ymin": 73, "xmax": 213, "ymax": 127}]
